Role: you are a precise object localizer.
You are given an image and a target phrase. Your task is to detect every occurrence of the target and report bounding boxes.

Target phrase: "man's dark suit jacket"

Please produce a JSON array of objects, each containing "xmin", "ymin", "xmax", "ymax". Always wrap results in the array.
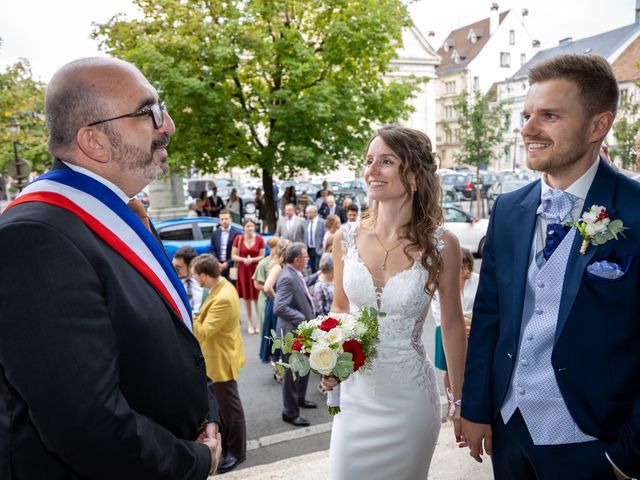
[
  {"xmin": 0, "ymin": 163, "xmax": 220, "ymax": 479},
  {"xmin": 210, "ymin": 226, "xmax": 242, "ymax": 266},
  {"xmin": 318, "ymin": 203, "xmax": 347, "ymax": 223},
  {"xmin": 462, "ymin": 160, "xmax": 640, "ymax": 477},
  {"xmin": 274, "ymin": 265, "xmax": 315, "ymax": 335},
  {"xmin": 207, "ymin": 195, "xmax": 225, "ymax": 217}
]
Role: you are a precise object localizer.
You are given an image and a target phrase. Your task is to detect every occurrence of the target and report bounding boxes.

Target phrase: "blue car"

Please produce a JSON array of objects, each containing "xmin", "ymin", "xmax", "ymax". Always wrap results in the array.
[{"xmin": 154, "ymin": 217, "xmax": 273, "ymax": 259}]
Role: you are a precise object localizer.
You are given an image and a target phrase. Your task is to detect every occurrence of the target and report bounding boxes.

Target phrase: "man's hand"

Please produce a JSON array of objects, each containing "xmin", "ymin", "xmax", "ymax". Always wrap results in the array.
[
  {"xmin": 195, "ymin": 423, "xmax": 222, "ymax": 475},
  {"xmin": 461, "ymin": 418, "xmax": 493, "ymax": 463},
  {"xmin": 220, "ymin": 262, "xmax": 228, "ymax": 271}
]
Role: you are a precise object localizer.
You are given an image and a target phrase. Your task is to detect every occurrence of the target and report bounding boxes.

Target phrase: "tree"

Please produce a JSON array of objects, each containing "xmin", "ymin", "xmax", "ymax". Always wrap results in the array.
[
  {"xmin": 610, "ymin": 92, "xmax": 640, "ymax": 169},
  {"xmin": 93, "ymin": 0, "xmax": 423, "ymax": 230},
  {"xmin": 0, "ymin": 52, "xmax": 49, "ymax": 196},
  {"xmin": 446, "ymin": 89, "xmax": 509, "ymax": 216}
]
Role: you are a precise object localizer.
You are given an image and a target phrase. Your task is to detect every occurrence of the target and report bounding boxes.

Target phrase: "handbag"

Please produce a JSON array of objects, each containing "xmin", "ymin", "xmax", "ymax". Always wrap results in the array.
[
  {"xmin": 228, "ymin": 234, "xmax": 242, "ymax": 280},
  {"xmin": 229, "ymin": 267, "xmax": 238, "ymax": 280}
]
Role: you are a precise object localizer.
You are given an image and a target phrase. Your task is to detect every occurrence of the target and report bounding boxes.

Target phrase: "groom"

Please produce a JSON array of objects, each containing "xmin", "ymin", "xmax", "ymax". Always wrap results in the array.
[{"xmin": 461, "ymin": 54, "xmax": 640, "ymax": 479}]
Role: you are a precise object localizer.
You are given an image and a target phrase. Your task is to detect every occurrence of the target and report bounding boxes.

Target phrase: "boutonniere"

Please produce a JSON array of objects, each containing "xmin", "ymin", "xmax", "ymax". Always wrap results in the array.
[{"xmin": 565, "ymin": 205, "xmax": 627, "ymax": 254}]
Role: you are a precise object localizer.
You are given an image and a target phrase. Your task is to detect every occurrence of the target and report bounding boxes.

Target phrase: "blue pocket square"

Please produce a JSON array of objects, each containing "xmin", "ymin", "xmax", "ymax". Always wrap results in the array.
[{"xmin": 586, "ymin": 260, "xmax": 624, "ymax": 279}]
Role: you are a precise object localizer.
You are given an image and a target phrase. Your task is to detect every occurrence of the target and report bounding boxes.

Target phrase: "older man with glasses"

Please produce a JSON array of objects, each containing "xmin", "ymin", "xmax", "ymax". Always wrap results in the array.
[{"xmin": 0, "ymin": 57, "xmax": 222, "ymax": 479}]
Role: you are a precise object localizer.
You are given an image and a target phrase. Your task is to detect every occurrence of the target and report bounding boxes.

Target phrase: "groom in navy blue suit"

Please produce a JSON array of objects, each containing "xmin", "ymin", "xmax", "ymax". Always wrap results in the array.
[{"xmin": 461, "ymin": 54, "xmax": 640, "ymax": 480}]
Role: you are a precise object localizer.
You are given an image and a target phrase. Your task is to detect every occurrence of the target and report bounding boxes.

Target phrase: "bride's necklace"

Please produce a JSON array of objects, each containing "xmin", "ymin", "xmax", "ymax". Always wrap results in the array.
[{"xmin": 373, "ymin": 228, "xmax": 403, "ymax": 271}]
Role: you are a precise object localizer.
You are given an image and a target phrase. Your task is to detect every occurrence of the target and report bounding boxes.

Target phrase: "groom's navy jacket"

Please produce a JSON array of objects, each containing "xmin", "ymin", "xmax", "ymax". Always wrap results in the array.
[{"xmin": 462, "ymin": 159, "xmax": 640, "ymax": 477}]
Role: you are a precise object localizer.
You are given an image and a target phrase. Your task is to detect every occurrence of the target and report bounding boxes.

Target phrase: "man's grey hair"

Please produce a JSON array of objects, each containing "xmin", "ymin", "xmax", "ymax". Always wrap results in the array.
[
  {"xmin": 305, "ymin": 205, "xmax": 318, "ymax": 214},
  {"xmin": 283, "ymin": 242, "xmax": 307, "ymax": 264}
]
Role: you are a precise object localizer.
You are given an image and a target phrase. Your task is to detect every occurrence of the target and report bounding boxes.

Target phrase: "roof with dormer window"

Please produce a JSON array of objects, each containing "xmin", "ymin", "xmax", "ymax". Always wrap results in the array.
[{"xmin": 437, "ymin": 10, "xmax": 509, "ymax": 75}]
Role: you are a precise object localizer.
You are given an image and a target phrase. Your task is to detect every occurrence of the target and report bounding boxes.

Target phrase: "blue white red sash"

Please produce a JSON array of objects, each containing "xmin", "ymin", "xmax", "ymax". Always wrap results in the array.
[{"xmin": 4, "ymin": 169, "xmax": 193, "ymax": 331}]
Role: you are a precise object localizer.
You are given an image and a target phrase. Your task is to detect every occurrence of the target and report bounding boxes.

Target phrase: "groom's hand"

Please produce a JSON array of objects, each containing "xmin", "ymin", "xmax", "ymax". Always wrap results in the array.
[{"xmin": 461, "ymin": 418, "xmax": 492, "ymax": 462}]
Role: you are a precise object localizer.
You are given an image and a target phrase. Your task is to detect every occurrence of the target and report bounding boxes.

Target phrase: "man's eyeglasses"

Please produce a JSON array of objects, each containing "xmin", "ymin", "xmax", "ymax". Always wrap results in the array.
[{"xmin": 88, "ymin": 102, "xmax": 166, "ymax": 129}]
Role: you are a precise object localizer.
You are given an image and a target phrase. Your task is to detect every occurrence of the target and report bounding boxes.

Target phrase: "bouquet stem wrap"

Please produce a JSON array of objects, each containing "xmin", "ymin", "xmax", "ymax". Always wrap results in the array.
[{"xmin": 327, "ymin": 384, "xmax": 341, "ymax": 415}]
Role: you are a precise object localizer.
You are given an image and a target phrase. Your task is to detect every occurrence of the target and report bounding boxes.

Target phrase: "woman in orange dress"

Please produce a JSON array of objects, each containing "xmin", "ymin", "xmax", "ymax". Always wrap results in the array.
[{"xmin": 231, "ymin": 218, "xmax": 265, "ymax": 334}]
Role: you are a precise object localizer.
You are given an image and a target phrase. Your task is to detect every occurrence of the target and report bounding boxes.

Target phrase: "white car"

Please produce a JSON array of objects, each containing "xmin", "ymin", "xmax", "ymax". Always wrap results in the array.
[{"xmin": 443, "ymin": 205, "xmax": 489, "ymax": 257}]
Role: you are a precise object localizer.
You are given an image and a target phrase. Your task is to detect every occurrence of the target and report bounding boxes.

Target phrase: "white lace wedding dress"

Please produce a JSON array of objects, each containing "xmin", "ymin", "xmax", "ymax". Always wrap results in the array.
[{"xmin": 329, "ymin": 222, "xmax": 442, "ymax": 480}]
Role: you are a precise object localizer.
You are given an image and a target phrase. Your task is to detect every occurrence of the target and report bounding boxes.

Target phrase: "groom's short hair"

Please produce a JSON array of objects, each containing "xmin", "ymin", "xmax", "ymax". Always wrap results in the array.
[{"xmin": 528, "ymin": 54, "xmax": 619, "ymax": 118}]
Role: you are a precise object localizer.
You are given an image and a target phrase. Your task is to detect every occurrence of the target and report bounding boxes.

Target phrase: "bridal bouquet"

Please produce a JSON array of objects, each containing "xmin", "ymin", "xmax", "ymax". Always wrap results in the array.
[{"xmin": 271, "ymin": 307, "xmax": 382, "ymax": 414}]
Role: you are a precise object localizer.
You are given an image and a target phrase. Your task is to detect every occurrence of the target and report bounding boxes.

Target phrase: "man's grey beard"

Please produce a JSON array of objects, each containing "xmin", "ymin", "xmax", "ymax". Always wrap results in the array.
[{"xmin": 110, "ymin": 130, "xmax": 170, "ymax": 181}]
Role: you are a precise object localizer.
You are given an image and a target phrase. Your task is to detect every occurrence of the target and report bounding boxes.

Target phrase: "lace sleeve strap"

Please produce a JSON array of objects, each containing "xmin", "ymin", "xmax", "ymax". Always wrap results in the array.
[
  {"xmin": 435, "ymin": 227, "xmax": 446, "ymax": 252},
  {"xmin": 340, "ymin": 222, "xmax": 358, "ymax": 256}
]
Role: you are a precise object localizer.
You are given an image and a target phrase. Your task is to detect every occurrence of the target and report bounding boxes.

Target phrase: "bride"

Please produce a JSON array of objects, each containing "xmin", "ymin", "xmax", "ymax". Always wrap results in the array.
[{"xmin": 323, "ymin": 126, "xmax": 467, "ymax": 479}]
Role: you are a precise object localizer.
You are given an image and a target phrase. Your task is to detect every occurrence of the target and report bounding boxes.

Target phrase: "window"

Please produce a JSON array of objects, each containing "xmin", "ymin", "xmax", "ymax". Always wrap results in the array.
[
  {"xmin": 444, "ymin": 207, "xmax": 470, "ymax": 223},
  {"xmin": 509, "ymin": 30, "xmax": 515, "ymax": 45},
  {"xmin": 158, "ymin": 225, "xmax": 195, "ymax": 241},
  {"xmin": 445, "ymin": 130, "xmax": 453, "ymax": 143},
  {"xmin": 444, "ymin": 105, "xmax": 456, "ymax": 120},
  {"xmin": 500, "ymin": 52, "xmax": 511, "ymax": 67},
  {"xmin": 199, "ymin": 223, "xmax": 216, "ymax": 240},
  {"xmin": 473, "ymin": 76, "xmax": 480, "ymax": 91},
  {"xmin": 520, "ymin": 53, "xmax": 526, "ymax": 66},
  {"xmin": 445, "ymin": 81, "xmax": 456, "ymax": 94}
]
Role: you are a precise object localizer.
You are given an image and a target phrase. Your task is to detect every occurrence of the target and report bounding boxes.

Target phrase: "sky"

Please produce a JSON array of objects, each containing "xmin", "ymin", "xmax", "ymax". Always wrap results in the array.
[{"xmin": 0, "ymin": 0, "xmax": 637, "ymax": 83}]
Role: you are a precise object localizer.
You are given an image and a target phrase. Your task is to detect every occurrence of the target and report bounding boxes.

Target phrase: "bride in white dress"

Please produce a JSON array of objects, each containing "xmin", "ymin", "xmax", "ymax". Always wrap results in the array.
[{"xmin": 323, "ymin": 126, "xmax": 467, "ymax": 479}]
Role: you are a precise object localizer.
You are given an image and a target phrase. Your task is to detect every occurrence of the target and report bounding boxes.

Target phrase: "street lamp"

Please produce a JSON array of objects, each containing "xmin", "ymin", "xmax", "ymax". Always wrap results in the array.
[
  {"xmin": 512, "ymin": 127, "xmax": 520, "ymax": 172},
  {"xmin": 6, "ymin": 121, "xmax": 31, "ymax": 193}
]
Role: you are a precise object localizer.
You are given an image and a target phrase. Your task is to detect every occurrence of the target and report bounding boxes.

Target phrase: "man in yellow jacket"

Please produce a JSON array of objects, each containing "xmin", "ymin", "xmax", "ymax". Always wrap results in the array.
[{"xmin": 192, "ymin": 254, "xmax": 247, "ymax": 474}]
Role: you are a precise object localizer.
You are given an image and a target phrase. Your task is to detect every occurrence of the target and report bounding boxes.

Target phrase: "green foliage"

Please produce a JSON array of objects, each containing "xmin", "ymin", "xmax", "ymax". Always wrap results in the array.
[
  {"xmin": 610, "ymin": 94, "xmax": 640, "ymax": 169},
  {"xmin": 93, "ymin": 0, "xmax": 423, "ymax": 229},
  {"xmin": 0, "ymin": 58, "xmax": 50, "ymax": 179},
  {"xmin": 356, "ymin": 306, "xmax": 382, "ymax": 368},
  {"xmin": 448, "ymin": 89, "xmax": 510, "ymax": 170}
]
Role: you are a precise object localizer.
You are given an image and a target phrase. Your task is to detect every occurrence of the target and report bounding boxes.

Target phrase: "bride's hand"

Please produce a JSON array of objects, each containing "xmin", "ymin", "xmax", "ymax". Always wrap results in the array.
[
  {"xmin": 321, "ymin": 375, "xmax": 339, "ymax": 391},
  {"xmin": 450, "ymin": 407, "xmax": 466, "ymax": 447}
]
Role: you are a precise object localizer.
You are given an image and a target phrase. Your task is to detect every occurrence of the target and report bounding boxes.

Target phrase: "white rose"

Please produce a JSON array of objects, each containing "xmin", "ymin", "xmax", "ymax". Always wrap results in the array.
[
  {"xmin": 308, "ymin": 346, "xmax": 338, "ymax": 375},
  {"xmin": 585, "ymin": 218, "xmax": 609, "ymax": 236},
  {"xmin": 321, "ymin": 327, "xmax": 344, "ymax": 346}
]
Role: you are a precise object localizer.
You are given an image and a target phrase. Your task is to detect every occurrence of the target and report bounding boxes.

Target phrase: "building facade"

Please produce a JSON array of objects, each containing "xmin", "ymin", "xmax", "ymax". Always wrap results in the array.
[{"xmin": 435, "ymin": 4, "xmax": 533, "ymax": 168}]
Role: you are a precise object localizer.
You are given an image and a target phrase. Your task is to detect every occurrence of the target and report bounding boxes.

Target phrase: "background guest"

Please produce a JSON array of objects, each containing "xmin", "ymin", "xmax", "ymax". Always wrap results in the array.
[
  {"xmin": 254, "ymin": 187, "xmax": 266, "ymax": 232},
  {"xmin": 197, "ymin": 191, "xmax": 212, "ymax": 216},
  {"xmin": 274, "ymin": 243, "xmax": 316, "ymax": 427},
  {"xmin": 323, "ymin": 214, "xmax": 341, "ymax": 251},
  {"xmin": 211, "ymin": 210, "xmax": 242, "ymax": 281},
  {"xmin": 231, "ymin": 218, "xmax": 265, "ymax": 334},
  {"xmin": 431, "ymin": 247, "xmax": 479, "ymax": 396},
  {"xmin": 208, "ymin": 186, "xmax": 225, "ymax": 218},
  {"xmin": 304, "ymin": 205, "xmax": 325, "ymax": 273},
  {"xmin": 253, "ymin": 236, "xmax": 281, "ymax": 336},
  {"xmin": 318, "ymin": 194, "xmax": 347, "ymax": 223},
  {"xmin": 227, "ymin": 189, "xmax": 243, "ymax": 224},
  {"xmin": 282, "ymin": 186, "xmax": 297, "ymax": 212},
  {"xmin": 312, "ymin": 256, "xmax": 334, "ymax": 316},
  {"xmin": 275, "ymin": 203, "xmax": 305, "ymax": 242},
  {"xmin": 191, "ymin": 254, "xmax": 247, "ymax": 474},
  {"xmin": 260, "ymin": 239, "xmax": 291, "ymax": 382},
  {"xmin": 172, "ymin": 246, "xmax": 206, "ymax": 315},
  {"xmin": 345, "ymin": 204, "xmax": 359, "ymax": 224}
]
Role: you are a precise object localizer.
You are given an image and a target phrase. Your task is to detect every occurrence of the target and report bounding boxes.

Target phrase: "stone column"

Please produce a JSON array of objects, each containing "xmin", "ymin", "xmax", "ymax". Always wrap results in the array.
[{"xmin": 147, "ymin": 173, "xmax": 188, "ymax": 221}]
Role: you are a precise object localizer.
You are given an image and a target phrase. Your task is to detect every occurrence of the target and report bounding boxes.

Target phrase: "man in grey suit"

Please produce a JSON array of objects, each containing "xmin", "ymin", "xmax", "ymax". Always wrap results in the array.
[
  {"xmin": 304, "ymin": 205, "xmax": 325, "ymax": 273},
  {"xmin": 275, "ymin": 203, "xmax": 305, "ymax": 242},
  {"xmin": 274, "ymin": 243, "xmax": 317, "ymax": 426}
]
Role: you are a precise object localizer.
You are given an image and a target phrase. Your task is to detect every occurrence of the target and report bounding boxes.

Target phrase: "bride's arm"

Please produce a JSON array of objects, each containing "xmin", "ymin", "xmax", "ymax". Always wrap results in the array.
[
  {"xmin": 437, "ymin": 231, "xmax": 468, "ymax": 439},
  {"xmin": 322, "ymin": 229, "xmax": 349, "ymax": 392},
  {"xmin": 329, "ymin": 229, "xmax": 350, "ymax": 314}
]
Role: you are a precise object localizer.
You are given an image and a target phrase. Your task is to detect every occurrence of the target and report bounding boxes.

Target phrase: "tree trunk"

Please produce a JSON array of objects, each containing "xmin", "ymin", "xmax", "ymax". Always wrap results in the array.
[
  {"xmin": 475, "ymin": 165, "xmax": 482, "ymax": 218},
  {"xmin": 262, "ymin": 168, "xmax": 277, "ymax": 233}
]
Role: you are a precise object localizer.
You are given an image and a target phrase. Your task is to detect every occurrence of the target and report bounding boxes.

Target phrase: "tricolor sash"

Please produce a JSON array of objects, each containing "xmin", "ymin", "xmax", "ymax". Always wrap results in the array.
[{"xmin": 4, "ymin": 169, "xmax": 193, "ymax": 331}]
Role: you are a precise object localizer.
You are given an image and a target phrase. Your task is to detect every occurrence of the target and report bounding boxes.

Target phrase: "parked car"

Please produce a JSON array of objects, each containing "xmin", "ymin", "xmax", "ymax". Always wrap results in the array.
[
  {"xmin": 186, "ymin": 178, "xmax": 236, "ymax": 199},
  {"xmin": 438, "ymin": 173, "xmax": 472, "ymax": 195},
  {"xmin": 216, "ymin": 185, "xmax": 257, "ymax": 215},
  {"xmin": 453, "ymin": 172, "xmax": 501, "ymax": 200},
  {"xmin": 340, "ymin": 179, "xmax": 367, "ymax": 191},
  {"xmin": 486, "ymin": 179, "xmax": 532, "ymax": 212},
  {"xmin": 154, "ymin": 217, "xmax": 273, "ymax": 259},
  {"xmin": 442, "ymin": 204, "xmax": 488, "ymax": 257},
  {"xmin": 333, "ymin": 189, "xmax": 368, "ymax": 214}
]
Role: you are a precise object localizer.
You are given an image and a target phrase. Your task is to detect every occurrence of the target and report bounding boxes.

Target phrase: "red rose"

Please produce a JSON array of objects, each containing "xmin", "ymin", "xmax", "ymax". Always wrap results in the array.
[
  {"xmin": 319, "ymin": 317, "xmax": 339, "ymax": 332},
  {"xmin": 342, "ymin": 339, "xmax": 366, "ymax": 371},
  {"xmin": 292, "ymin": 339, "xmax": 303, "ymax": 351}
]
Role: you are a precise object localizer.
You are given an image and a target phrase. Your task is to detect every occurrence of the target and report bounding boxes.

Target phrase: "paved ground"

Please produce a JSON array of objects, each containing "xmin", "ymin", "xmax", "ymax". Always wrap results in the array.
[{"xmin": 215, "ymin": 421, "xmax": 494, "ymax": 479}]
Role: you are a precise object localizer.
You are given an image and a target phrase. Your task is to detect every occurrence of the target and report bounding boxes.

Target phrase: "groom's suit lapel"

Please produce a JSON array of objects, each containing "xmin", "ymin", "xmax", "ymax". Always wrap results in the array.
[
  {"xmin": 554, "ymin": 159, "xmax": 616, "ymax": 343},
  {"xmin": 512, "ymin": 181, "xmax": 541, "ymax": 345}
]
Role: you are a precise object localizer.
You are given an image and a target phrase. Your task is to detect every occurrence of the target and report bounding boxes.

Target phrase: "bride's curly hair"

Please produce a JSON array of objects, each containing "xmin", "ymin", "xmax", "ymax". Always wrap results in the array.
[{"xmin": 363, "ymin": 125, "xmax": 444, "ymax": 296}]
